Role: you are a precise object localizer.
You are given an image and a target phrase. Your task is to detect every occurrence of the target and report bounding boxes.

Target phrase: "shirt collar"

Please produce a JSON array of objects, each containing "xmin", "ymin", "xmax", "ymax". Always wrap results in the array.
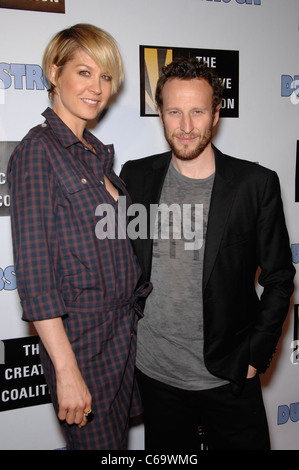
[
  {"xmin": 41, "ymin": 107, "xmax": 115, "ymax": 172},
  {"xmin": 42, "ymin": 107, "xmax": 79, "ymax": 148}
]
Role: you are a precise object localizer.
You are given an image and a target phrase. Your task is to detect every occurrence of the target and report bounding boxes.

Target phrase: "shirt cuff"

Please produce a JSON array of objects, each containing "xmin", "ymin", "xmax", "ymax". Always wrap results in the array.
[{"xmin": 21, "ymin": 290, "xmax": 66, "ymax": 322}]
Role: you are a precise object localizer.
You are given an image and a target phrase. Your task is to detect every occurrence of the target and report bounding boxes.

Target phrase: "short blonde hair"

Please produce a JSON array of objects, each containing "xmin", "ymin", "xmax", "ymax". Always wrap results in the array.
[{"xmin": 42, "ymin": 23, "xmax": 124, "ymax": 100}]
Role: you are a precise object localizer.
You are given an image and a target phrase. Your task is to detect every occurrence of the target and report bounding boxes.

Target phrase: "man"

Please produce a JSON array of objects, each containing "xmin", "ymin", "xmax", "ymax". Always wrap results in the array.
[{"xmin": 120, "ymin": 57, "xmax": 295, "ymax": 450}]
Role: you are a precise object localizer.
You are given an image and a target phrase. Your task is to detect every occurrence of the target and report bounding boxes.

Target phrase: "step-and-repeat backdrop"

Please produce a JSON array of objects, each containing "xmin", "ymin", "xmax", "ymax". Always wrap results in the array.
[{"xmin": 0, "ymin": 0, "xmax": 298, "ymax": 450}]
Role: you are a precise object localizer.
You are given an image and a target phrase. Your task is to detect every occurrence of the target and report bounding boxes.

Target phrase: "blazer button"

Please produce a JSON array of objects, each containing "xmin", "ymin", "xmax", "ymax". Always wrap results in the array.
[{"xmin": 81, "ymin": 178, "xmax": 87, "ymax": 184}]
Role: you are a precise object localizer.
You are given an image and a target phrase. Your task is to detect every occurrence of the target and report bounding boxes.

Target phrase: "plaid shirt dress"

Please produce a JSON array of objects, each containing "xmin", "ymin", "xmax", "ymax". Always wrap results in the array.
[{"xmin": 8, "ymin": 108, "xmax": 151, "ymax": 450}]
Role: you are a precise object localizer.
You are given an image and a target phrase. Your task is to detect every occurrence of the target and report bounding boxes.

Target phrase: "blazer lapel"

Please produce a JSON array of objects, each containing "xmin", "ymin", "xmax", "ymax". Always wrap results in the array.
[
  {"xmin": 203, "ymin": 147, "xmax": 237, "ymax": 291},
  {"xmin": 139, "ymin": 152, "xmax": 171, "ymax": 280},
  {"xmin": 143, "ymin": 152, "xmax": 171, "ymax": 207}
]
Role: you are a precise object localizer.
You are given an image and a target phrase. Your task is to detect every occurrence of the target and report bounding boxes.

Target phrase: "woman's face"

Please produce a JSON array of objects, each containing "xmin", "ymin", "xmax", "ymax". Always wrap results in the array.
[{"xmin": 50, "ymin": 48, "xmax": 112, "ymax": 136}]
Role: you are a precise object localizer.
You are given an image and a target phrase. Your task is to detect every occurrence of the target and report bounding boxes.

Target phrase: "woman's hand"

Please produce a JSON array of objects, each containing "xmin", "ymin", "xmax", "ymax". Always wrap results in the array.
[
  {"xmin": 34, "ymin": 317, "xmax": 93, "ymax": 427},
  {"xmin": 56, "ymin": 363, "xmax": 92, "ymax": 427}
]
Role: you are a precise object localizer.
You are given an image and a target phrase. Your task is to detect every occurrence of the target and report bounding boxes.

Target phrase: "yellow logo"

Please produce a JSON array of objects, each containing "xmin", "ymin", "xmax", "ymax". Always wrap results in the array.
[{"xmin": 142, "ymin": 47, "xmax": 173, "ymax": 115}]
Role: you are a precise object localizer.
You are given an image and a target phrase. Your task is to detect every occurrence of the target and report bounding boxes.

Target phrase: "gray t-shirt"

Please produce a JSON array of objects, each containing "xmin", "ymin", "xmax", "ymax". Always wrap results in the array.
[{"xmin": 136, "ymin": 162, "xmax": 228, "ymax": 390}]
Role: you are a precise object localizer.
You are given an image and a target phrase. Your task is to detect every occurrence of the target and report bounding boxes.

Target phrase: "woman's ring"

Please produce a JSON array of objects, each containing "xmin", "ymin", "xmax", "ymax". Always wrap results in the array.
[{"xmin": 84, "ymin": 410, "xmax": 94, "ymax": 422}]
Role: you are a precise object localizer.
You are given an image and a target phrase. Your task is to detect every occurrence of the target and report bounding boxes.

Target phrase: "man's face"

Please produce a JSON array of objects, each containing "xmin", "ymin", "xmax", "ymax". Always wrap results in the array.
[{"xmin": 159, "ymin": 78, "xmax": 220, "ymax": 161}]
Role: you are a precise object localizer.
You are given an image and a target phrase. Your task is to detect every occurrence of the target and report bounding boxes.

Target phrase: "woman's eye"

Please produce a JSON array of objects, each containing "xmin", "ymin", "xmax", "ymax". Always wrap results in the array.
[
  {"xmin": 79, "ymin": 70, "xmax": 90, "ymax": 76},
  {"xmin": 102, "ymin": 74, "xmax": 112, "ymax": 81}
]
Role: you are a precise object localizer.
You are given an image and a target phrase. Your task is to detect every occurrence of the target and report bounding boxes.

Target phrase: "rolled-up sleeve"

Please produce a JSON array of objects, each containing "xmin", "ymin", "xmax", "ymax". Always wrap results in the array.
[{"xmin": 8, "ymin": 136, "xmax": 66, "ymax": 321}]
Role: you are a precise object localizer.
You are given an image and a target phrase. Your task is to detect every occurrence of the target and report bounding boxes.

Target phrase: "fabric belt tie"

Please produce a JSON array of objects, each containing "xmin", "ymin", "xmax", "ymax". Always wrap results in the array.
[
  {"xmin": 128, "ymin": 281, "xmax": 152, "ymax": 318},
  {"xmin": 65, "ymin": 281, "xmax": 152, "ymax": 318}
]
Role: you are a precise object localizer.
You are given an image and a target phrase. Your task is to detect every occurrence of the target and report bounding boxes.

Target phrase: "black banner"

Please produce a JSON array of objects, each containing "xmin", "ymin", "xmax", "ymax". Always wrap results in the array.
[
  {"xmin": 0, "ymin": 335, "xmax": 51, "ymax": 412},
  {"xmin": 295, "ymin": 141, "xmax": 299, "ymax": 202},
  {"xmin": 0, "ymin": 141, "xmax": 18, "ymax": 216},
  {"xmin": 140, "ymin": 45, "xmax": 239, "ymax": 118}
]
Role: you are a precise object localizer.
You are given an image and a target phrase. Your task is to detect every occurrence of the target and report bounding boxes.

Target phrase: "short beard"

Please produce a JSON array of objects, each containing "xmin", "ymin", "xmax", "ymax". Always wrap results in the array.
[{"xmin": 165, "ymin": 128, "xmax": 212, "ymax": 161}]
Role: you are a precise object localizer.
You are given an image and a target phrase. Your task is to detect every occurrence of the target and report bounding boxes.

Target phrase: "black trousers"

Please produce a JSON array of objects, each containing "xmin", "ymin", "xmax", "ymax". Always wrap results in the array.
[{"xmin": 136, "ymin": 368, "xmax": 270, "ymax": 450}]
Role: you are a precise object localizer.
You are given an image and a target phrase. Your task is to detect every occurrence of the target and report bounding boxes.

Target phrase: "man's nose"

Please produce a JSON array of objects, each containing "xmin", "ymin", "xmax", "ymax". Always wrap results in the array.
[{"xmin": 180, "ymin": 114, "xmax": 194, "ymax": 133}]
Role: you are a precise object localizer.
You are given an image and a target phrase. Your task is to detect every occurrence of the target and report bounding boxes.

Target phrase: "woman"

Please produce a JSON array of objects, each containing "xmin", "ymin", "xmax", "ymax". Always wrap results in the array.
[{"xmin": 8, "ymin": 24, "xmax": 151, "ymax": 450}]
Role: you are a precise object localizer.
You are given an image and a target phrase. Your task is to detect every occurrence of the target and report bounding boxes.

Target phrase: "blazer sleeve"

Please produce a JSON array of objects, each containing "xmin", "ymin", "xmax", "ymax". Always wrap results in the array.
[{"xmin": 250, "ymin": 170, "xmax": 295, "ymax": 372}]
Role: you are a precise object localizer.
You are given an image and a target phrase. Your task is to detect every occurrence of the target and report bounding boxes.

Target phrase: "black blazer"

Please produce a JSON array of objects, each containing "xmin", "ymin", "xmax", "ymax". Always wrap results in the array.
[{"xmin": 120, "ymin": 145, "xmax": 295, "ymax": 391}]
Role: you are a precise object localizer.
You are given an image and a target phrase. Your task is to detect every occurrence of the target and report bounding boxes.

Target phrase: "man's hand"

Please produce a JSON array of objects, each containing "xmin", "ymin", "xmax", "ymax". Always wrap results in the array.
[{"xmin": 246, "ymin": 364, "xmax": 257, "ymax": 378}]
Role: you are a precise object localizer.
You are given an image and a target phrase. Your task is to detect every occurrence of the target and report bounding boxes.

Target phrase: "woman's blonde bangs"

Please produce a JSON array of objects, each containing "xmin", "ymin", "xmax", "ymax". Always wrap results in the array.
[{"xmin": 83, "ymin": 29, "xmax": 124, "ymax": 95}]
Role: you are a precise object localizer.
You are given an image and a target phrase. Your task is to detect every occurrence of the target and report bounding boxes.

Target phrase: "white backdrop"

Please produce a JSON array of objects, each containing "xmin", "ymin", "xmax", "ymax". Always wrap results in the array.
[{"xmin": 0, "ymin": 0, "xmax": 298, "ymax": 450}]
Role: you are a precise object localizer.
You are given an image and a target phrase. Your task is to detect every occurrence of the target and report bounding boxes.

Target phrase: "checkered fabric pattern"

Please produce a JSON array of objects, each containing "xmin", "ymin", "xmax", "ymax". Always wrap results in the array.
[{"xmin": 8, "ymin": 108, "xmax": 150, "ymax": 449}]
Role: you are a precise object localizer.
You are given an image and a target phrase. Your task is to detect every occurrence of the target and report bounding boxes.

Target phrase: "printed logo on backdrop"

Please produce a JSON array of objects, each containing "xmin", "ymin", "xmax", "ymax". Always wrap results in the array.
[
  {"xmin": 281, "ymin": 75, "xmax": 299, "ymax": 105},
  {"xmin": 140, "ymin": 46, "xmax": 239, "ymax": 118},
  {"xmin": 0, "ymin": 142, "xmax": 18, "ymax": 216},
  {"xmin": 0, "ymin": 63, "xmax": 48, "ymax": 92},
  {"xmin": 0, "ymin": 0, "xmax": 65, "ymax": 13},
  {"xmin": 277, "ymin": 305, "xmax": 299, "ymax": 426},
  {"xmin": 0, "ymin": 265, "xmax": 16, "ymax": 291},
  {"xmin": 277, "ymin": 400, "xmax": 299, "ymax": 426},
  {"xmin": 200, "ymin": 0, "xmax": 261, "ymax": 4},
  {"xmin": 0, "ymin": 336, "xmax": 51, "ymax": 412},
  {"xmin": 291, "ymin": 243, "xmax": 299, "ymax": 264}
]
